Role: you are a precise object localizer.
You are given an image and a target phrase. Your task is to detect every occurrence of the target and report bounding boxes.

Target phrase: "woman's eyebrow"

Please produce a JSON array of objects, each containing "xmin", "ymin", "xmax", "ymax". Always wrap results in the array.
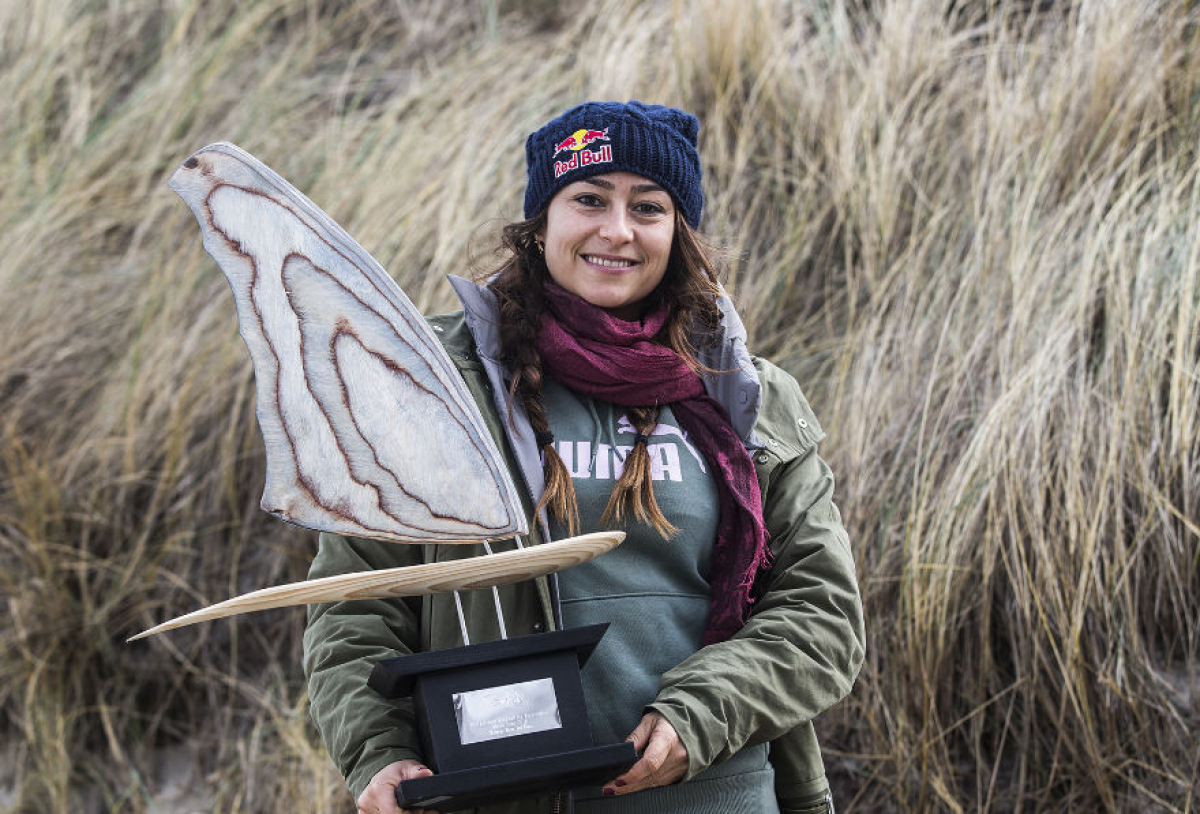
[{"xmin": 578, "ymin": 178, "xmax": 667, "ymax": 195}]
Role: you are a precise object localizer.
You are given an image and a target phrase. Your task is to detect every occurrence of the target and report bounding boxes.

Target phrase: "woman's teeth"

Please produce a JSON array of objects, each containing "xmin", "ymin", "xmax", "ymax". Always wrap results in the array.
[{"xmin": 585, "ymin": 255, "xmax": 635, "ymax": 268}]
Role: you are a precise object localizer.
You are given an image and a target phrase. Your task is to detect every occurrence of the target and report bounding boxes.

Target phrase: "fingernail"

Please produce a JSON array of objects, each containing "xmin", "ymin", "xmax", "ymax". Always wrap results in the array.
[
  {"xmin": 615, "ymin": 779, "xmax": 627, "ymax": 788},
  {"xmin": 603, "ymin": 788, "xmax": 615, "ymax": 796}
]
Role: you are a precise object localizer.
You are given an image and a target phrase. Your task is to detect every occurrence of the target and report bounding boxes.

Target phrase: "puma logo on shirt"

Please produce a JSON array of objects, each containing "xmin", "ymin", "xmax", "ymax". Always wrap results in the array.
[
  {"xmin": 553, "ymin": 439, "xmax": 682, "ymax": 481},
  {"xmin": 552, "ymin": 413, "xmax": 707, "ymax": 482}
]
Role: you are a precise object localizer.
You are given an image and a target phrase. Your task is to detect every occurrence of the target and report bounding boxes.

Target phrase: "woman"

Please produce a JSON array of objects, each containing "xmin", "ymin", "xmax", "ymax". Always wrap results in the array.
[{"xmin": 304, "ymin": 101, "xmax": 864, "ymax": 814}]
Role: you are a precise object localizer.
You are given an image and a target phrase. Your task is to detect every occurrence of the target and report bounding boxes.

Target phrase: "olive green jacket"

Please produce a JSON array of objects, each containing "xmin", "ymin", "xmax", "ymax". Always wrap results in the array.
[{"xmin": 303, "ymin": 280, "xmax": 864, "ymax": 814}]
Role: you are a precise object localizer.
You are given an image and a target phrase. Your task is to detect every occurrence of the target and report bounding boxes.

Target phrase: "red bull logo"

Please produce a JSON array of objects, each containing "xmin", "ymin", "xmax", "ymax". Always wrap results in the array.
[
  {"xmin": 552, "ymin": 127, "xmax": 613, "ymax": 178},
  {"xmin": 553, "ymin": 127, "xmax": 610, "ymax": 156}
]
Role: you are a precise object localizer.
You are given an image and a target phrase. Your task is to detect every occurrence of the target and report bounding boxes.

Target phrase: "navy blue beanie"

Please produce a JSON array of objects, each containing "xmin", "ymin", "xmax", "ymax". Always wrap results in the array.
[{"xmin": 523, "ymin": 100, "xmax": 704, "ymax": 228}]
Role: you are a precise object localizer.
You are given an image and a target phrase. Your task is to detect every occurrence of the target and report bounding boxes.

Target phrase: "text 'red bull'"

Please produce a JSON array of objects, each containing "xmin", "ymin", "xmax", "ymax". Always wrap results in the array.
[{"xmin": 554, "ymin": 144, "xmax": 613, "ymax": 178}]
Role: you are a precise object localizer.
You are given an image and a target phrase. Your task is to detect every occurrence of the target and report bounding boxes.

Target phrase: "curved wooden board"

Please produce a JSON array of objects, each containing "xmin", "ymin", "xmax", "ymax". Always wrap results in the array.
[
  {"xmin": 128, "ymin": 532, "xmax": 624, "ymax": 641},
  {"xmin": 168, "ymin": 142, "xmax": 526, "ymax": 542}
]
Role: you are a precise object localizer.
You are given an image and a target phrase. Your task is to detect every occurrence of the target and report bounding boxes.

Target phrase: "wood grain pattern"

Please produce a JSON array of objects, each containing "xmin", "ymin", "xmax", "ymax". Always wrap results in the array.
[
  {"xmin": 128, "ymin": 531, "xmax": 625, "ymax": 640},
  {"xmin": 168, "ymin": 143, "xmax": 526, "ymax": 542}
]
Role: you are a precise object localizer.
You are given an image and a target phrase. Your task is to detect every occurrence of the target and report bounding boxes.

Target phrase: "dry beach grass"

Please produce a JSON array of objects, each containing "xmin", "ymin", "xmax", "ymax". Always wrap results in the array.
[{"xmin": 1, "ymin": 0, "xmax": 1197, "ymax": 811}]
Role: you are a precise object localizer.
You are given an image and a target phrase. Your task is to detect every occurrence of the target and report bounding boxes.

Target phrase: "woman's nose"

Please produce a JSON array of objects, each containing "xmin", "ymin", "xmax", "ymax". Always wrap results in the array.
[{"xmin": 598, "ymin": 208, "xmax": 634, "ymax": 244}]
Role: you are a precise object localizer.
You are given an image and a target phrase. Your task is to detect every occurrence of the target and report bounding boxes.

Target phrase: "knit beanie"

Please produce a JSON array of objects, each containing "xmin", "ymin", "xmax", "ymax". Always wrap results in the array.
[{"xmin": 523, "ymin": 100, "xmax": 704, "ymax": 228}]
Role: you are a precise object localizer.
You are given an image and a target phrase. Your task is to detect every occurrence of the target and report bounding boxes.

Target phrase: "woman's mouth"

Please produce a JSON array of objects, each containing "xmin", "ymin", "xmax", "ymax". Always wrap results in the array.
[{"xmin": 582, "ymin": 254, "xmax": 638, "ymax": 269}]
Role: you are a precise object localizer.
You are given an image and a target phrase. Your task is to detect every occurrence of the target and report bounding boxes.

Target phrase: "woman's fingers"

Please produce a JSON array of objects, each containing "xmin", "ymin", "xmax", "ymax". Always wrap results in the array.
[
  {"xmin": 357, "ymin": 759, "xmax": 434, "ymax": 814},
  {"xmin": 625, "ymin": 711, "xmax": 658, "ymax": 752},
  {"xmin": 602, "ymin": 712, "xmax": 688, "ymax": 796}
]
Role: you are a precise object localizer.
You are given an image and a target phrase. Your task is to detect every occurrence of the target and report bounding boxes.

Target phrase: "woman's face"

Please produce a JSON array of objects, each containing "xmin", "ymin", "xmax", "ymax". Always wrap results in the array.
[{"xmin": 538, "ymin": 171, "xmax": 676, "ymax": 320}]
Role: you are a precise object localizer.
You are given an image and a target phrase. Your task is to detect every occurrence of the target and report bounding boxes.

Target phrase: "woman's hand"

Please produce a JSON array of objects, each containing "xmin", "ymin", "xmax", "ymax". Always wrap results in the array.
[
  {"xmin": 601, "ymin": 711, "xmax": 689, "ymax": 796},
  {"xmin": 357, "ymin": 759, "xmax": 434, "ymax": 814}
]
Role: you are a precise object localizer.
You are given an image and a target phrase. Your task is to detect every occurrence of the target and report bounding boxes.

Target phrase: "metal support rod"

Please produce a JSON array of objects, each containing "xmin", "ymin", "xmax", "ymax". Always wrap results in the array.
[
  {"xmin": 452, "ymin": 590, "xmax": 470, "ymax": 646},
  {"xmin": 482, "ymin": 541, "xmax": 508, "ymax": 639}
]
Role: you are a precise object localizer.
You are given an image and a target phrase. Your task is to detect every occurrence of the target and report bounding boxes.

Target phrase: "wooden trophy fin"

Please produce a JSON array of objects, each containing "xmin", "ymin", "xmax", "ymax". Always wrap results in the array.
[{"xmin": 168, "ymin": 142, "xmax": 527, "ymax": 544}]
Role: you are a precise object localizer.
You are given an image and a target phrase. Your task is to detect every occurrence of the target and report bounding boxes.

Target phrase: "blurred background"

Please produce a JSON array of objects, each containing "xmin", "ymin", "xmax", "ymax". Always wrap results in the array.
[{"xmin": 1, "ymin": 1, "xmax": 1196, "ymax": 811}]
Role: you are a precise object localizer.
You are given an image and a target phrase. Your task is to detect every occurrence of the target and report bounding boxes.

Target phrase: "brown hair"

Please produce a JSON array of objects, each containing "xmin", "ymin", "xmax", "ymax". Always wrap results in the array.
[{"xmin": 485, "ymin": 209, "xmax": 723, "ymax": 538}]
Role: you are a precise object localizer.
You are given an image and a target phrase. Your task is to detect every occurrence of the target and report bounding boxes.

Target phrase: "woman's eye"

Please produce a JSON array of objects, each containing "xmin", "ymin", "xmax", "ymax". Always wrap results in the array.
[
  {"xmin": 573, "ymin": 194, "xmax": 603, "ymax": 207},
  {"xmin": 634, "ymin": 201, "xmax": 666, "ymax": 216}
]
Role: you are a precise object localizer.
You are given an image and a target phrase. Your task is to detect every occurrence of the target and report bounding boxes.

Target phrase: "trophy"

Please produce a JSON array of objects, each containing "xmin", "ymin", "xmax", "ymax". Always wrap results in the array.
[{"xmin": 131, "ymin": 143, "xmax": 637, "ymax": 810}]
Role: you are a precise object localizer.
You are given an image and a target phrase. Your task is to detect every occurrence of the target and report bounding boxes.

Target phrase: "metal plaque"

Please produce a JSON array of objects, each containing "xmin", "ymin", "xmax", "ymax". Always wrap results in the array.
[{"xmin": 453, "ymin": 678, "xmax": 563, "ymax": 745}]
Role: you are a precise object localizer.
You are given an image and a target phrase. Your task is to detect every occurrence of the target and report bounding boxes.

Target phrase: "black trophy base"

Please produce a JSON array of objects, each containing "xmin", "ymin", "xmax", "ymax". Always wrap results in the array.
[
  {"xmin": 371, "ymin": 625, "xmax": 634, "ymax": 812},
  {"xmin": 397, "ymin": 741, "xmax": 638, "ymax": 812}
]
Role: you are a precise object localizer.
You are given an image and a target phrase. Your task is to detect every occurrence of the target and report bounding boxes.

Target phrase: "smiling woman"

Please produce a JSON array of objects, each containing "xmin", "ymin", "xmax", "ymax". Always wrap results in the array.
[{"xmin": 302, "ymin": 101, "xmax": 864, "ymax": 814}]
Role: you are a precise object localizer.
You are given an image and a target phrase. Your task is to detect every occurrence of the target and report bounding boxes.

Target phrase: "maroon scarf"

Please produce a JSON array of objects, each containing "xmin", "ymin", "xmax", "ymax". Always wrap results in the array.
[{"xmin": 536, "ymin": 282, "xmax": 770, "ymax": 644}]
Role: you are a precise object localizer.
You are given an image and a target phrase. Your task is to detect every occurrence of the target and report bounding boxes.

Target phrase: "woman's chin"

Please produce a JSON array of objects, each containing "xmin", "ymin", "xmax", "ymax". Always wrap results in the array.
[
  {"xmin": 568, "ymin": 288, "xmax": 639, "ymax": 317},
  {"xmin": 585, "ymin": 293, "xmax": 642, "ymax": 319}
]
